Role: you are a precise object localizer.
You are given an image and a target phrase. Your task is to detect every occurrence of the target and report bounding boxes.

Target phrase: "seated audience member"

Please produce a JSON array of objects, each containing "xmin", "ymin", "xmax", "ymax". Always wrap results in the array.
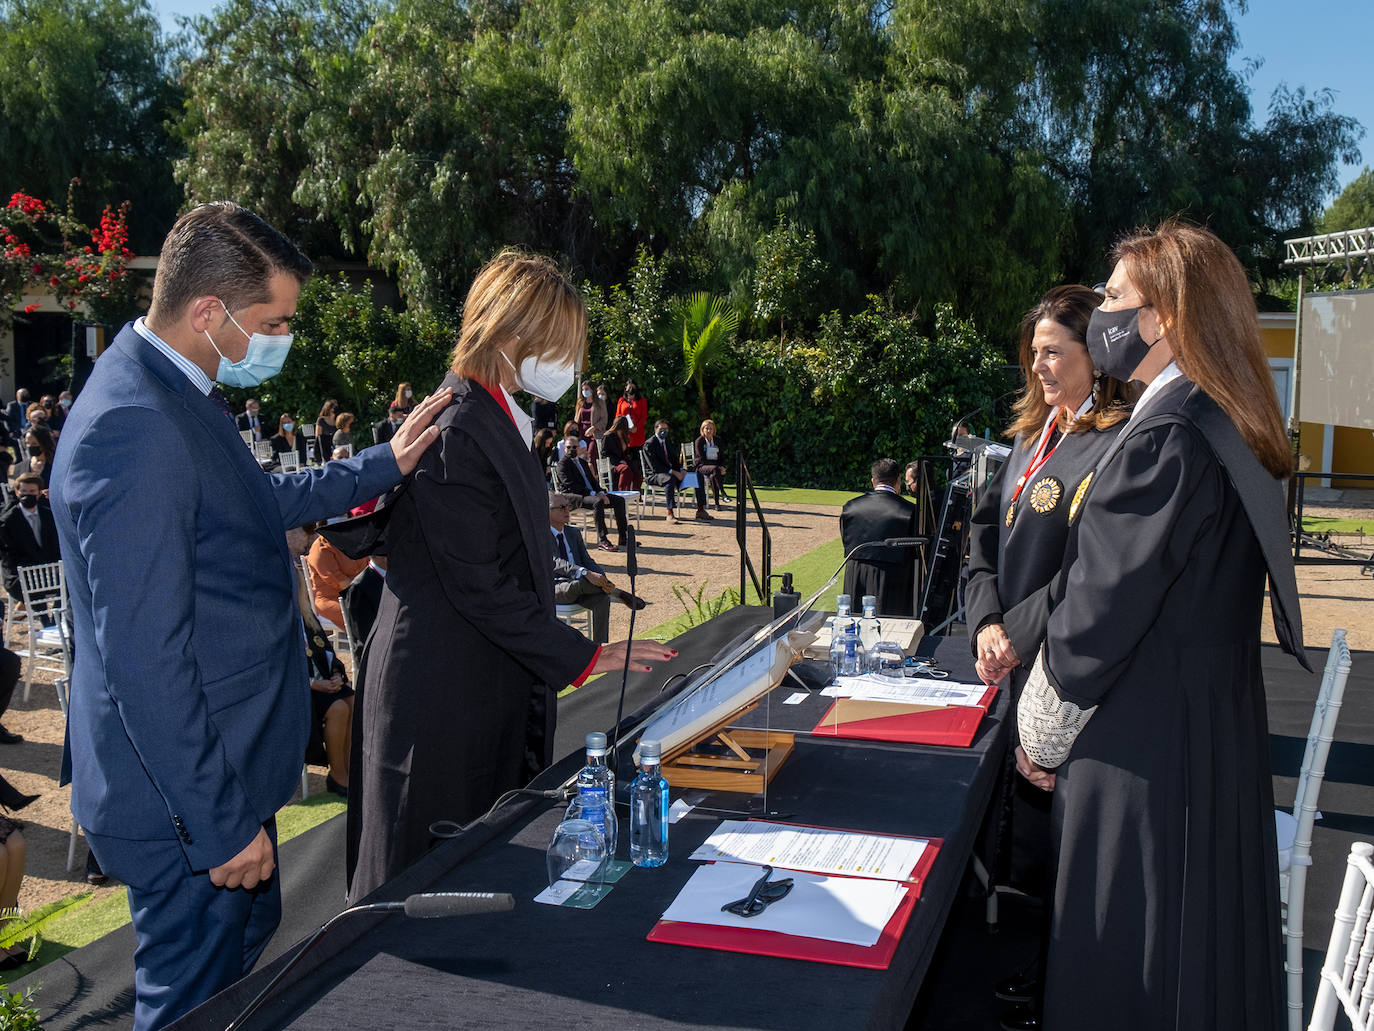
[
  {"xmin": 25, "ymin": 404, "xmax": 49, "ymax": 434},
  {"xmin": 554, "ymin": 420, "xmax": 580, "ymax": 462},
  {"xmin": 287, "ymin": 526, "xmax": 354, "ymax": 797},
  {"xmin": 693, "ymin": 419, "xmax": 728, "ymax": 509},
  {"xmin": 270, "ymin": 412, "xmax": 310, "ymax": 466},
  {"xmin": 839, "ymin": 458, "xmax": 918, "ymax": 616},
  {"xmin": 554, "ymin": 434, "xmax": 628, "ymax": 550},
  {"xmin": 644, "ymin": 419, "xmax": 709, "ymax": 523},
  {"xmin": 332, "ymin": 412, "xmax": 356, "ymax": 453},
  {"xmin": 3, "ymin": 389, "xmax": 28, "ymax": 438},
  {"xmin": 0, "ymin": 473, "xmax": 61, "ymax": 604},
  {"xmin": 531, "ymin": 395, "xmax": 558, "ymax": 434},
  {"xmin": 306, "ymin": 532, "xmax": 368, "ymax": 628},
  {"xmin": 11, "ymin": 427, "xmax": 55, "ymax": 488},
  {"xmin": 373, "ymin": 403, "xmax": 406, "ymax": 446},
  {"xmin": 602, "ymin": 416, "xmax": 639, "ymax": 491},
  {"xmin": 236, "ymin": 398, "xmax": 267, "ymax": 441},
  {"xmin": 42, "ymin": 395, "xmax": 63, "ymax": 433},
  {"xmin": 0, "ymin": 424, "xmax": 15, "ymax": 484},
  {"xmin": 0, "ymin": 794, "xmax": 28, "ymax": 961},
  {"xmin": 393, "ymin": 381, "xmax": 415, "ymax": 416},
  {"xmin": 549, "ymin": 494, "xmax": 643, "ymax": 644},
  {"xmin": 532, "ymin": 428, "xmax": 557, "ymax": 484}
]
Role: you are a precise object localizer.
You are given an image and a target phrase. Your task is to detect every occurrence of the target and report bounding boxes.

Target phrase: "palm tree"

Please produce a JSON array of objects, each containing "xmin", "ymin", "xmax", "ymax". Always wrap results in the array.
[{"xmin": 680, "ymin": 292, "xmax": 740, "ymax": 421}]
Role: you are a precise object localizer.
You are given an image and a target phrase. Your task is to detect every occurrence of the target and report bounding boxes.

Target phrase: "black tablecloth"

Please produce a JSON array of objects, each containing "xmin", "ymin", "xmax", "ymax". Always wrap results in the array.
[{"xmin": 175, "ymin": 614, "xmax": 1007, "ymax": 1031}]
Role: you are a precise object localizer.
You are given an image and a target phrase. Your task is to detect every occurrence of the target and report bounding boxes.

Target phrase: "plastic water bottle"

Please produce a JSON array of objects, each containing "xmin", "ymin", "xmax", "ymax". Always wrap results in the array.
[
  {"xmin": 839, "ymin": 621, "xmax": 867, "ymax": 676},
  {"xmin": 629, "ymin": 740, "xmax": 669, "ymax": 868},
  {"xmin": 829, "ymin": 595, "xmax": 853, "ymax": 640},
  {"xmin": 573, "ymin": 732, "xmax": 617, "ymax": 857},
  {"xmin": 858, "ymin": 596, "xmax": 882, "ymax": 654}
]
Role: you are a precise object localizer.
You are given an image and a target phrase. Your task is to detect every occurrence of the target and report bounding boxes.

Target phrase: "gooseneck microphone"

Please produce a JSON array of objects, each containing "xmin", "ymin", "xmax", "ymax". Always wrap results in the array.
[
  {"xmin": 609, "ymin": 526, "xmax": 639, "ymax": 776},
  {"xmin": 224, "ymin": 892, "xmax": 515, "ymax": 1031}
]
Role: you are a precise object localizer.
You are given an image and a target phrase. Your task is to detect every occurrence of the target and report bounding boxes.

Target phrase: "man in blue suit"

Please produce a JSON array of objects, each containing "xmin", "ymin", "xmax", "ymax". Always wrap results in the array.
[{"xmin": 49, "ymin": 202, "xmax": 449, "ymax": 1031}]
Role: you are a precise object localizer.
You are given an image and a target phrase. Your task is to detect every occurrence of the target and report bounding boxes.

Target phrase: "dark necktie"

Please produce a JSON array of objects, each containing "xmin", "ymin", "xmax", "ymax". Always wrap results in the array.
[
  {"xmin": 555, "ymin": 532, "xmax": 571, "ymax": 562},
  {"xmin": 208, "ymin": 386, "xmax": 236, "ymax": 426}
]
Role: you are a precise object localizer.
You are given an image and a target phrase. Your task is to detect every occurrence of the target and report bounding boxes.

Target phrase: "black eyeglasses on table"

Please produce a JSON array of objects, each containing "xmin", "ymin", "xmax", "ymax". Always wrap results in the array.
[{"xmin": 721, "ymin": 865, "xmax": 793, "ymax": 918}]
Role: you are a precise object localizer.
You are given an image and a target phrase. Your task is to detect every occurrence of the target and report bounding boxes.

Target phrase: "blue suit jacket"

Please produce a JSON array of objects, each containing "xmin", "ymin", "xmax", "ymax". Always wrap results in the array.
[{"xmin": 50, "ymin": 324, "xmax": 401, "ymax": 871}]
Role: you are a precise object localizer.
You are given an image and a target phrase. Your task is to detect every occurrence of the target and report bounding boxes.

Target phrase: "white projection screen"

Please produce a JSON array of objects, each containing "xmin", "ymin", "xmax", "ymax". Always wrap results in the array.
[{"xmin": 1301, "ymin": 288, "xmax": 1374, "ymax": 429}]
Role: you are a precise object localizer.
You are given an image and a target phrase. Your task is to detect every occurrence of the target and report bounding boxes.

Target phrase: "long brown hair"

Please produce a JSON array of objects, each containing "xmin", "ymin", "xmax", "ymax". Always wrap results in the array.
[
  {"xmin": 1006, "ymin": 284, "xmax": 1132, "ymax": 445},
  {"xmin": 450, "ymin": 249, "xmax": 586, "ymax": 387},
  {"xmin": 1113, "ymin": 221, "xmax": 1290, "ymax": 478}
]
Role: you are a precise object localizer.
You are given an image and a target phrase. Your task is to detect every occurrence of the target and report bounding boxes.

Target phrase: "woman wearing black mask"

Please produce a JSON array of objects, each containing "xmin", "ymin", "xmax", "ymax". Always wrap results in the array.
[
  {"xmin": 10, "ymin": 427, "xmax": 55, "ymax": 488},
  {"xmin": 1015, "ymin": 221, "xmax": 1307, "ymax": 1031}
]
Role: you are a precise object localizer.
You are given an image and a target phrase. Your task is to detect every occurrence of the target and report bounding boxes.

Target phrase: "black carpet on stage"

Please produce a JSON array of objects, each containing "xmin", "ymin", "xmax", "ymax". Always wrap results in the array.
[{"xmin": 15, "ymin": 623, "xmax": 1365, "ymax": 1031}]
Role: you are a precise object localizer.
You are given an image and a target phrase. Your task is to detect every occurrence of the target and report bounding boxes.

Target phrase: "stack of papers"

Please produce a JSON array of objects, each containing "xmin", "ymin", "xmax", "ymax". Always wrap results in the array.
[
  {"xmin": 689, "ymin": 819, "xmax": 927, "ymax": 880},
  {"xmin": 823, "ymin": 675, "xmax": 989, "ymax": 708}
]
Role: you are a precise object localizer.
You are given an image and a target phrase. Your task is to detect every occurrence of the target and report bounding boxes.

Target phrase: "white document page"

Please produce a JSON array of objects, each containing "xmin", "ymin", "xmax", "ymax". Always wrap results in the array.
[
  {"xmin": 689, "ymin": 820, "xmax": 926, "ymax": 881},
  {"xmin": 660, "ymin": 862, "xmax": 906, "ymax": 947},
  {"xmin": 824, "ymin": 675, "xmax": 988, "ymax": 708}
]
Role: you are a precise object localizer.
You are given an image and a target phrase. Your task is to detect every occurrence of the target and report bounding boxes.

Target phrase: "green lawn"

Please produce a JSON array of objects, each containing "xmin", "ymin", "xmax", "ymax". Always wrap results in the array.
[
  {"xmin": 1303, "ymin": 516, "xmax": 1372, "ymax": 535},
  {"xmin": 1, "ymin": 792, "xmax": 346, "ymax": 981},
  {"xmin": 744, "ymin": 485, "xmax": 860, "ymax": 508}
]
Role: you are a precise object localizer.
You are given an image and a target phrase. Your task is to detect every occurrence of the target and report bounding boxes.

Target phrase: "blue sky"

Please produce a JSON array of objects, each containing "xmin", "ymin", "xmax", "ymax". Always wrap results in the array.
[{"xmin": 155, "ymin": 0, "xmax": 1372, "ymax": 196}]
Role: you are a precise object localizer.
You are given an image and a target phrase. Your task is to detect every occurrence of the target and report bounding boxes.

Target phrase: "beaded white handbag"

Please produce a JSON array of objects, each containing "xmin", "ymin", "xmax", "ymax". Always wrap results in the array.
[{"xmin": 1017, "ymin": 648, "xmax": 1098, "ymax": 769}]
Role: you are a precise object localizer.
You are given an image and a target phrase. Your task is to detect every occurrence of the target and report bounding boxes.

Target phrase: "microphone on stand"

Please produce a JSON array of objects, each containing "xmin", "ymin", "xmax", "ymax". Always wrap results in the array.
[
  {"xmin": 609, "ymin": 526, "xmax": 639, "ymax": 778},
  {"xmin": 224, "ymin": 892, "xmax": 515, "ymax": 1031}
]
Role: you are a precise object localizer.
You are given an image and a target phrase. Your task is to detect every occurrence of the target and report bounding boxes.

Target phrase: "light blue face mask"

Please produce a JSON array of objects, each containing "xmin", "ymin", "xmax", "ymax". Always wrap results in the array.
[{"xmin": 205, "ymin": 300, "xmax": 293, "ymax": 388}]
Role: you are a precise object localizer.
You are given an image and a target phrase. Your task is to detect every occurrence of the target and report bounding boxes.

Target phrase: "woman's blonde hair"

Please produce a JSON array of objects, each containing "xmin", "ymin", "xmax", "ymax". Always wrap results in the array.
[
  {"xmin": 450, "ymin": 249, "xmax": 587, "ymax": 386},
  {"xmin": 700, "ymin": 419, "xmax": 716, "ymax": 436},
  {"xmin": 1006, "ymin": 284, "xmax": 1132, "ymax": 445},
  {"xmin": 1113, "ymin": 220, "xmax": 1290, "ymax": 478}
]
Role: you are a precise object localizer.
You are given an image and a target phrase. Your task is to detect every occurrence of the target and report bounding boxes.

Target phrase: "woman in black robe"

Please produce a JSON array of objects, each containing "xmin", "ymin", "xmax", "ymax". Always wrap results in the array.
[
  {"xmin": 346, "ymin": 250, "xmax": 671, "ymax": 902},
  {"xmin": 964, "ymin": 284, "xmax": 1133, "ymax": 1027},
  {"xmin": 1017, "ymin": 222, "xmax": 1309, "ymax": 1031}
]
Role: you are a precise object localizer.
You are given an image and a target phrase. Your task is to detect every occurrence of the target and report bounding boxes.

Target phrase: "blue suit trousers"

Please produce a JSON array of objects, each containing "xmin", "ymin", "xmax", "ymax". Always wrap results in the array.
[{"xmin": 86, "ymin": 820, "xmax": 280, "ymax": 1031}]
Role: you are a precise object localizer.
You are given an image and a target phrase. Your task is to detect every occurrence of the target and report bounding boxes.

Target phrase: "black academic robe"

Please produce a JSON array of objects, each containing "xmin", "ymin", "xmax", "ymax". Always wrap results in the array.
[
  {"xmin": 965, "ymin": 423, "xmax": 1117, "ymax": 664},
  {"xmin": 346, "ymin": 374, "xmax": 597, "ymax": 902},
  {"xmin": 838, "ymin": 489, "xmax": 917, "ymax": 616},
  {"xmin": 1038, "ymin": 375, "xmax": 1307, "ymax": 1031}
]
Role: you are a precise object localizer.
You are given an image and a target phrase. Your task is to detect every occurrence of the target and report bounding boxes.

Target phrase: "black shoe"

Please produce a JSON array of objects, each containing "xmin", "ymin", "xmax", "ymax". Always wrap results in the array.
[
  {"xmin": 0, "ymin": 778, "xmax": 36, "ymax": 811},
  {"xmin": 0, "ymin": 725, "xmax": 22, "ymax": 745},
  {"xmin": 613, "ymin": 588, "xmax": 647, "ymax": 611},
  {"xmin": 85, "ymin": 850, "xmax": 108, "ymax": 886},
  {"xmin": 694, "ymin": 508, "xmax": 713, "ymax": 521},
  {"xmin": 994, "ymin": 970, "xmax": 1040, "ymax": 1004},
  {"xmin": 999, "ymin": 1003, "xmax": 1040, "ymax": 1031},
  {"xmin": 326, "ymin": 775, "xmax": 349, "ymax": 798}
]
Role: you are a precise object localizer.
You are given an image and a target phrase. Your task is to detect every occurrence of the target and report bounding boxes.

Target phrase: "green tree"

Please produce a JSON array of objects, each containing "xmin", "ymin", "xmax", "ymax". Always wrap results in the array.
[
  {"xmin": 0, "ymin": 0, "xmax": 181, "ymax": 252},
  {"xmin": 1317, "ymin": 166, "xmax": 1374, "ymax": 234},
  {"xmin": 176, "ymin": 0, "xmax": 370, "ymax": 258},
  {"xmin": 680, "ymin": 292, "xmax": 740, "ymax": 421}
]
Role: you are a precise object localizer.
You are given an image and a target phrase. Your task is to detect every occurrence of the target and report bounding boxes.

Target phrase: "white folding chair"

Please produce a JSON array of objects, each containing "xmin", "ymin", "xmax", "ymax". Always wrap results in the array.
[
  {"xmin": 253, "ymin": 440, "xmax": 276, "ymax": 465},
  {"xmin": 556, "ymin": 603, "xmax": 593, "ymax": 637},
  {"xmin": 279, "ymin": 451, "xmax": 301, "ymax": 473},
  {"xmin": 680, "ymin": 443, "xmax": 695, "ymax": 471},
  {"xmin": 1308, "ymin": 841, "xmax": 1374, "ymax": 1031},
  {"xmin": 638, "ymin": 449, "xmax": 666, "ymax": 515},
  {"xmin": 239, "ymin": 429, "xmax": 255, "ymax": 448},
  {"xmin": 297, "ymin": 556, "xmax": 346, "ymax": 654},
  {"xmin": 598, "ymin": 456, "xmax": 643, "ymax": 531},
  {"xmin": 16, "ymin": 561, "xmax": 71, "ymax": 705},
  {"xmin": 1283, "ymin": 628, "xmax": 1354, "ymax": 1031}
]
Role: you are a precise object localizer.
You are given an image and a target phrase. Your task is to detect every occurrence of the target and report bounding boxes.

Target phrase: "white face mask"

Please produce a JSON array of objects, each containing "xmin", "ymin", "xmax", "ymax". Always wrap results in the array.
[
  {"xmin": 404, "ymin": 388, "xmax": 413, "ymax": 398},
  {"xmin": 582, "ymin": 388, "xmax": 591, "ymax": 398},
  {"xmin": 501, "ymin": 350, "xmax": 575, "ymax": 402}
]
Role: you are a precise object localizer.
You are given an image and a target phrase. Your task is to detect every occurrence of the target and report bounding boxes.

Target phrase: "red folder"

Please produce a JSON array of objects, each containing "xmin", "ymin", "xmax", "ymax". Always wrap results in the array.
[
  {"xmin": 646, "ymin": 835, "xmax": 942, "ymax": 969},
  {"xmin": 810, "ymin": 685, "xmax": 997, "ymax": 747}
]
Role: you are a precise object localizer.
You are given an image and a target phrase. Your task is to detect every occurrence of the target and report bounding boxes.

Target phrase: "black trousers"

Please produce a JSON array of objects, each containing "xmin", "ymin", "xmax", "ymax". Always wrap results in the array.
[{"xmin": 572, "ymin": 492, "xmax": 628, "ymax": 541}]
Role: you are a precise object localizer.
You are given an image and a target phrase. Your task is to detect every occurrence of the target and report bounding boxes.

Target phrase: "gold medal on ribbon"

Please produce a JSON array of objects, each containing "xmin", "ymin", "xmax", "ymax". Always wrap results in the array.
[
  {"xmin": 1005, "ymin": 502, "xmax": 1016, "ymax": 527},
  {"xmin": 1027, "ymin": 476, "xmax": 1062, "ymax": 515},
  {"xmin": 313, "ymin": 634, "xmax": 327, "ymax": 649},
  {"xmin": 1068, "ymin": 472, "xmax": 1093, "ymax": 522}
]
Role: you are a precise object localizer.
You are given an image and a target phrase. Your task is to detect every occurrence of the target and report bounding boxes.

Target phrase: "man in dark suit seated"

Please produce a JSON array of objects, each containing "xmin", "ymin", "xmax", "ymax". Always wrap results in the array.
[
  {"xmin": 549, "ymin": 493, "xmax": 641, "ymax": 643},
  {"xmin": 644, "ymin": 419, "xmax": 710, "ymax": 524},
  {"xmin": 235, "ymin": 398, "xmax": 265, "ymax": 441},
  {"xmin": 3, "ymin": 389, "xmax": 28, "ymax": 439},
  {"xmin": 372, "ymin": 402, "xmax": 405, "ymax": 445},
  {"xmin": 840, "ymin": 458, "xmax": 918, "ymax": 617},
  {"xmin": 553, "ymin": 434, "xmax": 628, "ymax": 551},
  {"xmin": 0, "ymin": 473, "xmax": 61, "ymax": 604}
]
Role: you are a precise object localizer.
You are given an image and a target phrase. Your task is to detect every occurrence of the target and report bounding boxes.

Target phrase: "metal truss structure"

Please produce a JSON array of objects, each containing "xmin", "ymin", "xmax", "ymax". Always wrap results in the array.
[{"xmin": 1284, "ymin": 226, "xmax": 1374, "ymax": 270}]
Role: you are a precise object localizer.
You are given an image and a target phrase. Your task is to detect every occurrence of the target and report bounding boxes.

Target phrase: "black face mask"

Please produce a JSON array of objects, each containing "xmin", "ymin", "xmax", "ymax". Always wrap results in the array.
[
  {"xmin": 26, "ymin": 445, "xmax": 41, "ymax": 459},
  {"xmin": 18, "ymin": 494, "xmax": 37, "ymax": 510},
  {"xmin": 625, "ymin": 389, "xmax": 637, "ymax": 400},
  {"xmin": 1085, "ymin": 305, "xmax": 1161, "ymax": 382}
]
